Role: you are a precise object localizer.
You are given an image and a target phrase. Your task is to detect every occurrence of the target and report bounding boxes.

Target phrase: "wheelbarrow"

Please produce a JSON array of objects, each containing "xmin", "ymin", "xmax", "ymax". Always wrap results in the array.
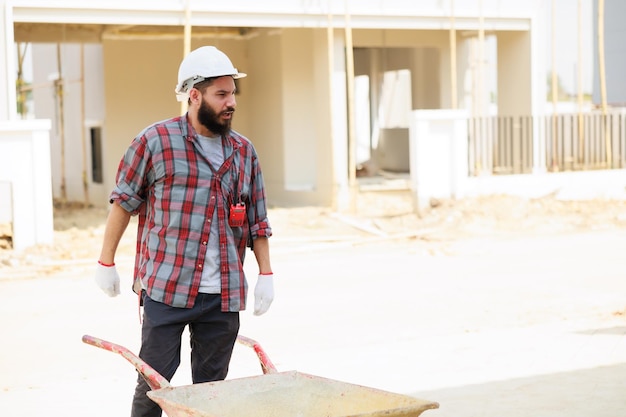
[{"xmin": 82, "ymin": 334, "xmax": 439, "ymax": 417}]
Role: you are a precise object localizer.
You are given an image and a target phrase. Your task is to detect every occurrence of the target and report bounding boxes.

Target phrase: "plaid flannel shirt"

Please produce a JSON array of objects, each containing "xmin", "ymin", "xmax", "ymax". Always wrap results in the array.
[{"xmin": 110, "ymin": 114, "xmax": 272, "ymax": 311}]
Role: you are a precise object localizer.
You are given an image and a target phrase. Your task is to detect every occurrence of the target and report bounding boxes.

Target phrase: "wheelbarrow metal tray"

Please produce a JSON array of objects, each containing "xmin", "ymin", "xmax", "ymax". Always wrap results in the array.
[{"xmin": 148, "ymin": 370, "xmax": 438, "ymax": 417}]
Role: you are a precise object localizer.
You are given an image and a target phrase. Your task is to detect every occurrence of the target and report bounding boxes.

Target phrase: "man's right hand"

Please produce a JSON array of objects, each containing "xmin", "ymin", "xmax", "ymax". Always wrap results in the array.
[{"xmin": 95, "ymin": 262, "xmax": 121, "ymax": 297}]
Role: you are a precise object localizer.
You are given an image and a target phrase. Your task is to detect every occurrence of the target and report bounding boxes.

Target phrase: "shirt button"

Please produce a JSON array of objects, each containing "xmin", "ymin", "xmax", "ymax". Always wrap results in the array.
[
  {"xmin": 202, "ymin": 241, "xmax": 207, "ymax": 245},
  {"xmin": 198, "ymin": 264, "xmax": 202, "ymax": 269}
]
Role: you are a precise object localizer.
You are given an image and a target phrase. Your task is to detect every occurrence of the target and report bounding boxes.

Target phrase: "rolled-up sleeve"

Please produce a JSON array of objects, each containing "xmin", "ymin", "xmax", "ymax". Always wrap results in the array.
[
  {"xmin": 250, "ymin": 218, "xmax": 272, "ymax": 239},
  {"xmin": 109, "ymin": 135, "xmax": 152, "ymax": 214}
]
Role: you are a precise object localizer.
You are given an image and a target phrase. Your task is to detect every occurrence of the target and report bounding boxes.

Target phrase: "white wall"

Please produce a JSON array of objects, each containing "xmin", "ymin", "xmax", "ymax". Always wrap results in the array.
[
  {"xmin": 31, "ymin": 43, "xmax": 106, "ymax": 206},
  {"xmin": 281, "ymin": 29, "xmax": 319, "ymax": 192},
  {"xmin": 0, "ymin": 120, "xmax": 53, "ymax": 250},
  {"xmin": 0, "ymin": 0, "xmax": 16, "ymax": 121}
]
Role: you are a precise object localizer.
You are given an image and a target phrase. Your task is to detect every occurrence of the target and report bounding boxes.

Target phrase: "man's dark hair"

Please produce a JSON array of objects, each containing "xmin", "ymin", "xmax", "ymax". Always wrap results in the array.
[{"xmin": 187, "ymin": 77, "xmax": 217, "ymax": 105}]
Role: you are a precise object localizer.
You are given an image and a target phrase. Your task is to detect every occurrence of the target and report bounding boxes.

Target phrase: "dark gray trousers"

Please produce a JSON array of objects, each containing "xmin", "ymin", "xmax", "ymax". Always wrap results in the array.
[{"xmin": 130, "ymin": 292, "xmax": 240, "ymax": 417}]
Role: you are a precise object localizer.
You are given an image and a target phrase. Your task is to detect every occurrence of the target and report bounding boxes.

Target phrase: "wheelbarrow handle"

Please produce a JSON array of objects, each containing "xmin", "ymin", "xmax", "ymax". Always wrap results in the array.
[
  {"xmin": 82, "ymin": 334, "xmax": 277, "ymax": 387},
  {"xmin": 236, "ymin": 335, "xmax": 277, "ymax": 374},
  {"xmin": 82, "ymin": 335, "xmax": 171, "ymax": 390}
]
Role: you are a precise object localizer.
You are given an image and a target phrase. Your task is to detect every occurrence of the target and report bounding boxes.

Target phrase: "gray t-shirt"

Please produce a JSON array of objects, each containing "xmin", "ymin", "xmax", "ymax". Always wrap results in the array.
[{"xmin": 197, "ymin": 134, "xmax": 224, "ymax": 293}]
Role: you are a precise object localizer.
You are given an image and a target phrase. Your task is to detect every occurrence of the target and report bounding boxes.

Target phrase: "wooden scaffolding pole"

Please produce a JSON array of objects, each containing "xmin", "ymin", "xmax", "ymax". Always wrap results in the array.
[
  {"xmin": 550, "ymin": 0, "xmax": 559, "ymax": 171},
  {"xmin": 597, "ymin": 0, "xmax": 611, "ymax": 167},
  {"xmin": 576, "ymin": 0, "xmax": 585, "ymax": 168},
  {"xmin": 344, "ymin": 0, "xmax": 357, "ymax": 213},
  {"xmin": 56, "ymin": 43, "xmax": 67, "ymax": 202},
  {"xmin": 449, "ymin": 0, "xmax": 457, "ymax": 109},
  {"xmin": 180, "ymin": 0, "xmax": 192, "ymax": 115}
]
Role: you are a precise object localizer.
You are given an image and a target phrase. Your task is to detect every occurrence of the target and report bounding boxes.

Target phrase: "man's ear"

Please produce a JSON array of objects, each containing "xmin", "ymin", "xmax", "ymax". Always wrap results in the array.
[{"xmin": 188, "ymin": 88, "xmax": 201, "ymax": 105}]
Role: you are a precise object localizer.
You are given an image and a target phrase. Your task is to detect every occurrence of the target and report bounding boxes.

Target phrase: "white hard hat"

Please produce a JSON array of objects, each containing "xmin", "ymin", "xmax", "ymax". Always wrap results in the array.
[{"xmin": 175, "ymin": 46, "xmax": 246, "ymax": 101}]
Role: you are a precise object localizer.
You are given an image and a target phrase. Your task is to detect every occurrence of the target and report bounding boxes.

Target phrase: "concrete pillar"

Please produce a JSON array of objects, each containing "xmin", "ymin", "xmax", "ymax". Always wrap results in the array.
[
  {"xmin": 330, "ymin": 30, "xmax": 350, "ymax": 211},
  {"xmin": 529, "ymin": 7, "xmax": 549, "ymax": 173},
  {"xmin": 457, "ymin": 36, "xmax": 480, "ymax": 113},
  {"xmin": 409, "ymin": 109, "xmax": 469, "ymax": 212},
  {"xmin": 498, "ymin": 14, "xmax": 548, "ymax": 173}
]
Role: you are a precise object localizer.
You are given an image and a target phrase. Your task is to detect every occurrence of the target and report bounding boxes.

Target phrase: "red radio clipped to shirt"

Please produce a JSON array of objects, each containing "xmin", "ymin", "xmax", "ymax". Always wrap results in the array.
[{"xmin": 229, "ymin": 202, "xmax": 246, "ymax": 227}]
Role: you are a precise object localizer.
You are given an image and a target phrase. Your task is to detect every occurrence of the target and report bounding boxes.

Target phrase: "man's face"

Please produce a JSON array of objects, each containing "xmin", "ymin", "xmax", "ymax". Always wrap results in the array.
[{"xmin": 196, "ymin": 76, "xmax": 237, "ymax": 136}]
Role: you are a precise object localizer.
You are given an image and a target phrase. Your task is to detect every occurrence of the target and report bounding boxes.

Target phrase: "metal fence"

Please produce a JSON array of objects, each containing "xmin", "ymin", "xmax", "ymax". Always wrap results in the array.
[{"xmin": 468, "ymin": 111, "xmax": 626, "ymax": 176}]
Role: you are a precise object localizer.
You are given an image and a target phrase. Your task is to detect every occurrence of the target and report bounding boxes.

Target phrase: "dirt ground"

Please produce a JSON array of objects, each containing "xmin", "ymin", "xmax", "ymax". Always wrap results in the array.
[
  {"xmin": 2, "ymin": 189, "xmax": 626, "ymax": 417},
  {"xmin": 2, "ymin": 191, "xmax": 626, "ymax": 280}
]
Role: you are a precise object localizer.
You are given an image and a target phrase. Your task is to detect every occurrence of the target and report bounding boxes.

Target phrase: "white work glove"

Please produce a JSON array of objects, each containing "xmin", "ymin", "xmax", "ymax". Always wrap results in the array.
[
  {"xmin": 95, "ymin": 262, "xmax": 121, "ymax": 297},
  {"xmin": 254, "ymin": 274, "xmax": 274, "ymax": 316}
]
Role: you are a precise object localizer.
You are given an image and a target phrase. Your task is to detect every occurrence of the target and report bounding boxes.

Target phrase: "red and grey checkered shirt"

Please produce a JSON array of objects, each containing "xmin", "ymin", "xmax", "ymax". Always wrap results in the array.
[{"xmin": 110, "ymin": 114, "xmax": 272, "ymax": 311}]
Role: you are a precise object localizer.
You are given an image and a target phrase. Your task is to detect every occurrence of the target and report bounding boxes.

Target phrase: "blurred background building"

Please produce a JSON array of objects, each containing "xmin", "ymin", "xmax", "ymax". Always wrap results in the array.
[{"xmin": 1, "ymin": 0, "xmax": 624, "ymax": 248}]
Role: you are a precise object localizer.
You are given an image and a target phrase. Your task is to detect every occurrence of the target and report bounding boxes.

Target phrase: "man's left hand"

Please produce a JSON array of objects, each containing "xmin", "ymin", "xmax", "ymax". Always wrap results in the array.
[{"xmin": 254, "ymin": 274, "xmax": 274, "ymax": 315}]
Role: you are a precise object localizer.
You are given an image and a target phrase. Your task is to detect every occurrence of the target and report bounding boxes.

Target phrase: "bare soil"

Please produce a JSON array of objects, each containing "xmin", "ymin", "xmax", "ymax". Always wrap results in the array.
[{"xmin": 2, "ymin": 191, "xmax": 626, "ymax": 280}]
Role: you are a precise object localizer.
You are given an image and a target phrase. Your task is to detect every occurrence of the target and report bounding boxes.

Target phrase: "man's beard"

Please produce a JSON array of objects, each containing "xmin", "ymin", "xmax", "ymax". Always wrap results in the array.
[{"xmin": 198, "ymin": 99, "xmax": 233, "ymax": 136}]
